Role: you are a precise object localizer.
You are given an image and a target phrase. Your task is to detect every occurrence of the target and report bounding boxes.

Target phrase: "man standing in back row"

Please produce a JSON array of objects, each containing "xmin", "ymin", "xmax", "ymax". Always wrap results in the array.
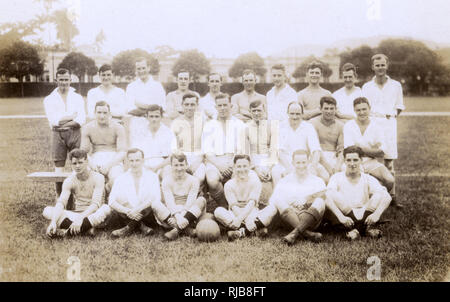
[
  {"xmin": 231, "ymin": 69, "xmax": 266, "ymax": 122},
  {"xmin": 362, "ymin": 54, "xmax": 405, "ymax": 207},
  {"xmin": 43, "ymin": 68, "xmax": 86, "ymax": 196}
]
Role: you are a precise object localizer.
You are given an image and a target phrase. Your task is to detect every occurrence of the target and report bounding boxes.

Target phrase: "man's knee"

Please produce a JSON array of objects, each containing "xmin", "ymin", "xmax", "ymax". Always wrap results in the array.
[
  {"xmin": 214, "ymin": 207, "xmax": 232, "ymax": 226},
  {"xmin": 311, "ymin": 198, "xmax": 326, "ymax": 216},
  {"xmin": 43, "ymin": 206, "xmax": 54, "ymax": 220},
  {"xmin": 206, "ymin": 168, "xmax": 221, "ymax": 186}
]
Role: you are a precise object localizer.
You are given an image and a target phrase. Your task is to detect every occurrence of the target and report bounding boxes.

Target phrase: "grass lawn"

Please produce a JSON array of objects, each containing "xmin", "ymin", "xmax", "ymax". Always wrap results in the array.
[
  {"xmin": 0, "ymin": 96, "xmax": 450, "ymax": 116},
  {"xmin": 0, "ymin": 115, "xmax": 448, "ymax": 282}
]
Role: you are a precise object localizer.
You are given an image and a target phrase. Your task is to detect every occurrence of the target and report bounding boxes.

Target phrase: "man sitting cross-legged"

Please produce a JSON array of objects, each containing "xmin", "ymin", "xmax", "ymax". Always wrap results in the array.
[
  {"xmin": 80, "ymin": 101, "xmax": 127, "ymax": 192},
  {"xmin": 266, "ymin": 149, "xmax": 327, "ymax": 245},
  {"xmin": 325, "ymin": 146, "xmax": 392, "ymax": 240},
  {"xmin": 153, "ymin": 152, "xmax": 207, "ymax": 240},
  {"xmin": 43, "ymin": 149, "xmax": 111, "ymax": 238},
  {"xmin": 214, "ymin": 155, "xmax": 264, "ymax": 241},
  {"xmin": 107, "ymin": 148, "xmax": 160, "ymax": 237}
]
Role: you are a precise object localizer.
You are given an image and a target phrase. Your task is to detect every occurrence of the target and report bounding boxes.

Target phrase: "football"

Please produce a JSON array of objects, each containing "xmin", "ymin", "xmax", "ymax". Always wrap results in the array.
[{"xmin": 195, "ymin": 219, "xmax": 221, "ymax": 242}]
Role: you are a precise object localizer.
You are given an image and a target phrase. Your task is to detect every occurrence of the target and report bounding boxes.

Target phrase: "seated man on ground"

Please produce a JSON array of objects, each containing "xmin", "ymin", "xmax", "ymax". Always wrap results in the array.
[
  {"xmin": 154, "ymin": 152, "xmax": 207, "ymax": 240},
  {"xmin": 214, "ymin": 155, "xmax": 264, "ymax": 241},
  {"xmin": 107, "ymin": 148, "xmax": 161, "ymax": 237},
  {"xmin": 309, "ymin": 96, "xmax": 345, "ymax": 176},
  {"xmin": 255, "ymin": 150, "xmax": 327, "ymax": 245},
  {"xmin": 170, "ymin": 92, "xmax": 206, "ymax": 183},
  {"xmin": 202, "ymin": 93, "xmax": 247, "ymax": 209},
  {"xmin": 129, "ymin": 105, "xmax": 176, "ymax": 179},
  {"xmin": 44, "ymin": 149, "xmax": 111, "ymax": 238},
  {"xmin": 80, "ymin": 101, "xmax": 127, "ymax": 192},
  {"xmin": 325, "ymin": 146, "xmax": 391, "ymax": 239},
  {"xmin": 343, "ymin": 97, "xmax": 394, "ymax": 193},
  {"xmin": 246, "ymin": 100, "xmax": 279, "ymax": 184}
]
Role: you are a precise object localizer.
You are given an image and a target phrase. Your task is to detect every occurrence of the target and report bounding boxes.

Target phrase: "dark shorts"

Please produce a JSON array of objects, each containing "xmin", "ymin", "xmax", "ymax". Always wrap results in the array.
[
  {"xmin": 323, "ymin": 209, "xmax": 374, "ymax": 234},
  {"xmin": 52, "ymin": 128, "xmax": 81, "ymax": 162}
]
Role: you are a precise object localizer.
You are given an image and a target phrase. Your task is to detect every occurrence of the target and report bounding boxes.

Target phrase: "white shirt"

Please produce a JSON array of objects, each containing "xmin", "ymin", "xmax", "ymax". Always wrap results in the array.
[
  {"xmin": 332, "ymin": 86, "xmax": 362, "ymax": 118},
  {"xmin": 87, "ymin": 85, "xmax": 127, "ymax": 119},
  {"xmin": 125, "ymin": 77, "xmax": 166, "ymax": 111},
  {"xmin": 202, "ymin": 116, "xmax": 247, "ymax": 155},
  {"xmin": 266, "ymin": 84, "xmax": 298, "ymax": 122},
  {"xmin": 129, "ymin": 122, "xmax": 176, "ymax": 160},
  {"xmin": 362, "ymin": 76, "xmax": 405, "ymax": 116},
  {"xmin": 343, "ymin": 119, "xmax": 386, "ymax": 161},
  {"xmin": 43, "ymin": 87, "xmax": 86, "ymax": 128},
  {"xmin": 270, "ymin": 173, "xmax": 326, "ymax": 206},
  {"xmin": 327, "ymin": 171, "xmax": 387, "ymax": 210},
  {"xmin": 279, "ymin": 120, "xmax": 321, "ymax": 157},
  {"xmin": 109, "ymin": 169, "xmax": 160, "ymax": 209},
  {"xmin": 171, "ymin": 112, "xmax": 205, "ymax": 154},
  {"xmin": 198, "ymin": 93, "xmax": 218, "ymax": 120}
]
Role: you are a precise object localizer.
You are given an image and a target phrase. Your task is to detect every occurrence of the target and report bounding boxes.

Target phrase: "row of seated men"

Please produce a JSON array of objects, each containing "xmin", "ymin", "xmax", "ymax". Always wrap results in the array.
[{"xmin": 44, "ymin": 145, "xmax": 391, "ymax": 243}]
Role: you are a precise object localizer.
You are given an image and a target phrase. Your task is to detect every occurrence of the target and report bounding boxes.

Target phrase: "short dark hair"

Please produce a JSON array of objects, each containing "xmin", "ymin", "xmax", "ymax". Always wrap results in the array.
[
  {"xmin": 271, "ymin": 64, "xmax": 286, "ymax": 72},
  {"xmin": 307, "ymin": 61, "xmax": 323, "ymax": 72},
  {"xmin": 135, "ymin": 57, "xmax": 148, "ymax": 65},
  {"xmin": 170, "ymin": 152, "xmax": 187, "ymax": 164},
  {"xmin": 249, "ymin": 99, "xmax": 264, "ymax": 110},
  {"xmin": 69, "ymin": 148, "xmax": 87, "ymax": 161},
  {"xmin": 287, "ymin": 101, "xmax": 304, "ymax": 114},
  {"xmin": 233, "ymin": 154, "xmax": 251, "ymax": 164},
  {"xmin": 94, "ymin": 101, "xmax": 110, "ymax": 112},
  {"xmin": 215, "ymin": 93, "xmax": 230, "ymax": 103},
  {"xmin": 242, "ymin": 69, "xmax": 256, "ymax": 78},
  {"xmin": 292, "ymin": 149, "xmax": 308, "ymax": 160},
  {"xmin": 353, "ymin": 97, "xmax": 370, "ymax": 108},
  {"xmin": 127, "ymin": 148, "xmax": 144, "ymax": 159},
  {"xmin": 208, "ymin": 73, "xmax": 222, "ymax": 82},
  {"xmin": 99, "ymin": 64, "xmax": 112, "ymax": 74},
  {"xmin": 343, "ymin": 146, "xmax": 363, "ymax": 159},
  {"xmin": 146, "ymin": 104, "xmax": 164, "ymax": 116},
  {"xmin": 371, "ymin": 54, "xmax": 389, "ymax": 65},
  {"xmin": 56, "ymin": 68, "xmax": 71, "ymax": 77},
  {"xmin": 320, "ymin": 96, "xmax": 337, "ymax": 108},
  {"xmin": 182, "ymin": 92, "xmax": 199, "ymax": 104},
  {"xmin": 177, "ymin": 69, "xmax": 190, "ymax": 77},
  {"xmin": 341, "ymin": 62, "xmax": 357, "ymax": 76}
]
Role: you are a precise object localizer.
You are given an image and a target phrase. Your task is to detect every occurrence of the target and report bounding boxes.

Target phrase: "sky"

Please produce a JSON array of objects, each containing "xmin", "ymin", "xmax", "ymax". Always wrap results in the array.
[{"xmin": 1, "ymin": 0, "xmax": 450, "ymax": 58}]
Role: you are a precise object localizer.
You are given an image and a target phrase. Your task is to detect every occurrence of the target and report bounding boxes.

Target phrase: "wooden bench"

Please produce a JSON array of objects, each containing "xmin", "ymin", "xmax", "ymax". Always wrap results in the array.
[{"xmin": 27, "ymin": 171, "xmax": 72, "ymax": 182}]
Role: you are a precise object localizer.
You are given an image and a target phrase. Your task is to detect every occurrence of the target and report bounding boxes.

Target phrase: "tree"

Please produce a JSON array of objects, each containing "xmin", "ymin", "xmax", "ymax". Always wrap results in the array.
[
  {"xmin": 0, "ymin": 41, "xmax": 44, "ymax": 96},
  {"xmin": 58, "ymin": 52, "xmax": 97, "ymax": 84},
  {"xmin": 112, "ymin": 49, "xmax": 160, "ymax": 80},
  {"xmin": 339, "ymin": 45, "xmax": 374, "ymax": 81},
  {"xmin": 51, "ymin": 8, "xmax": 79, "ymax": 50},
  {"xmin": 153, "ymin": 45, "xmax": 178, "ymax": 60},
  {"xmin": 172, "ymin": 49, "xmax": 210, "ymax": 82},
  {"xmin": 376, "ymin": 39, "xmax": 445, "ymax": 94},
  {"xmin": 94, "ymin": 29, "xmax": 106, "ymax": 53},
  {"xmin": 292, "ymin": 56, "xmax": 333, "ymax": 81},
  {"xmin": 228, "ymin": 52, "xmax": 267, "ymax": 80}
]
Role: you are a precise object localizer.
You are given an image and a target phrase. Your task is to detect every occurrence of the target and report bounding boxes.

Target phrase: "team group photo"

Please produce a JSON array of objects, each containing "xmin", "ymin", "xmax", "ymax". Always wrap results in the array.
[{"xmin": 0, "ymin": 0, "xmax": 448, "ymax": 283}]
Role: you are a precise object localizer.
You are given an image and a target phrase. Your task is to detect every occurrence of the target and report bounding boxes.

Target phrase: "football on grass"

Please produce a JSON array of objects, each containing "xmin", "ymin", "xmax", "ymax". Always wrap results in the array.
[{"xmin": 196, "ymin": 219, "xmax": 221, "ymax": 242}]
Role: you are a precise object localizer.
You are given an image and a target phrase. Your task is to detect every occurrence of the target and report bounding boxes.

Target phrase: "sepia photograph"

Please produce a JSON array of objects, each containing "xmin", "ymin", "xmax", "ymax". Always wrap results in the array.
[{"xmin": 0, "ymin": 0, "xmax": 448, "ymax": 285}]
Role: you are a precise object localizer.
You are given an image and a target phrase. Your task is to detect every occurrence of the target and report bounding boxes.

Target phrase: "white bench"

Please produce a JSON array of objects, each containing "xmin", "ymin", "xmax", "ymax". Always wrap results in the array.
[{"xmin": 27, "ymin": 171, "xmax": 72, "ymax": 182}]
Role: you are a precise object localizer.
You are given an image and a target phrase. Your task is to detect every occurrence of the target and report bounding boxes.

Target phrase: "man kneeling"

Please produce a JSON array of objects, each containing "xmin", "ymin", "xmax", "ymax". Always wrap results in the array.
[
  {"xmin": 155, "ymin": 152, "xmax": 207, "ymax": 240},
  {"xmin": 44, "ymin": 149, "xmax": 111, "ymax": 238},
  {"xmin": 214, "ymin": 155, "xmax": 264, "ymax": 241},
  {"xmin": 270, "ymin": 149, "xmax": 326, "ymax": 245},
  {"xmin": 108, "ymin": 148, "xmax": 160, "ymax": 237},
  {"xmin": 325, "ymin": 146, "xmax": 391, "ymax": 240}
]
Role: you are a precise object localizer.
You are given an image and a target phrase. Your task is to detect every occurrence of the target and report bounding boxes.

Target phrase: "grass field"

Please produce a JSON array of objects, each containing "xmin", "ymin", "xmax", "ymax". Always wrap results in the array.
[
  {"xmin": 0, "ymin": 96, "xmax": 450, "ymax": 116},
  {"xmin": 0, "ymin": 98, "xmax": 449, "ymax": 282}
]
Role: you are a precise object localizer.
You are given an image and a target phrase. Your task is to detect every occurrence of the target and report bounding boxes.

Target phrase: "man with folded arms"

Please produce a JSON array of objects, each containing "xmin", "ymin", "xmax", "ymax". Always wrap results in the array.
[
  {"xmin": 325, "ymin": 146, "xmax": 391, "ymax": 240},
  {"xmin": 43, "ymin": 68, "xmax": 86, "ymax": 195}
]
